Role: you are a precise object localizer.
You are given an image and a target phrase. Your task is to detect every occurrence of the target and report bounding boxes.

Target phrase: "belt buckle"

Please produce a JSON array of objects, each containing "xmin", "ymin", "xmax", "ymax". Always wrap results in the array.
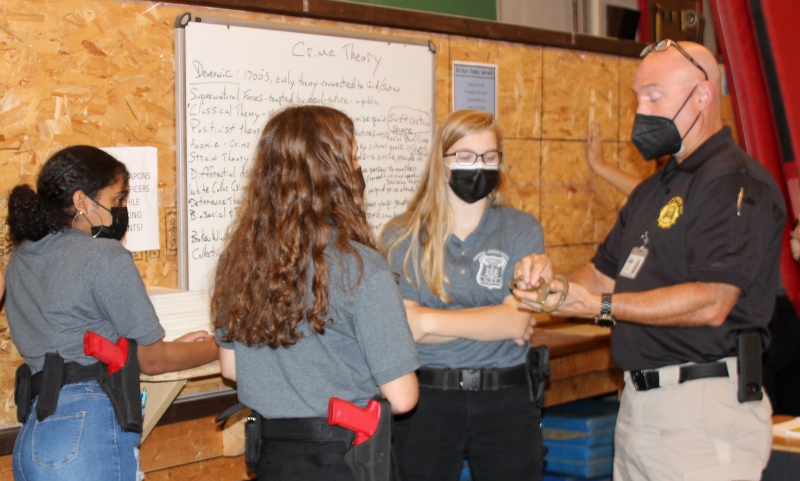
[
  {"xmin": 459, "ymin": 369, "xmax": 481, "ymax": 391},
  {"xmin": 630, "ymin": 370, "xmax": 659, "ymax": 391}
]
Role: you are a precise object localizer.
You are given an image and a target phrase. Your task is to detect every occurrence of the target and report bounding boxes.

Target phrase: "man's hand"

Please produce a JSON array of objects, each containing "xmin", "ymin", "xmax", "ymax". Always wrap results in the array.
[
  {"xmin": 587, "ymin": 121, "xmax": 603, "ymax": 171},
  {"xmin": 514, "ymin": 276, "xmax": 599, "ymax": 320},
  {"xmin": 512, "ymin": 254, "xmax": 553, "ymax": 291},
  {"xmin": 791, "ymin": 217, "xmax": 800, "ymax": 262}
]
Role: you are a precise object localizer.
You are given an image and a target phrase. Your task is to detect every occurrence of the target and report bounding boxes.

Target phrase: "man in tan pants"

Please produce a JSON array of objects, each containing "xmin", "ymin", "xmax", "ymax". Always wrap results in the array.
[{"xmin": 513, "ymin": 40, "xmax": 784, "ymax": 480}]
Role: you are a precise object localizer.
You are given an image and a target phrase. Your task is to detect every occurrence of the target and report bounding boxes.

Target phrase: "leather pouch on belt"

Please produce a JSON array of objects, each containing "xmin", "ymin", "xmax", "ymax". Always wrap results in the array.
[
  {"xmin": 344, "ymin": 397, "xmax": 393, "ymax": 481},
  {"xmin": 244, "ymin": 412, "xmax": 262, "ymax": 472},
  {"xmin": 526, "ymin": 345, "xmax": 551, "ymax": 407},
  {"xmin": 99, "ymin": 339, "xmax": 143, "ymax": 433},
  {"xmin": 14, "ymin": 363, "xmax": 32, "ymax": 423}
]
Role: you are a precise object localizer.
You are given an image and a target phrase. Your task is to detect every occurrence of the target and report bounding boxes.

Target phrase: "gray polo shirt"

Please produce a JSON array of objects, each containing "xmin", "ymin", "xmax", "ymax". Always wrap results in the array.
[
  {"xmin": 5, "ymin": 229, "xmax": 165, "ymax": 373},
  {"xmin": 382, "ymin": 206, "xmax": 544, "ymax": 369},
  {"xmin": 215, "ymin": 240, "xmax": 419, "ymax": 418}
]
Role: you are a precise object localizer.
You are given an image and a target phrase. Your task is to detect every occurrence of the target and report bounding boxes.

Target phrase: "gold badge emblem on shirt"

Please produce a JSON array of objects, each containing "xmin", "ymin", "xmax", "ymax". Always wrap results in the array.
[{"xmin": 658, "ymin": 196, "xmax": 684, "ymax": 229}]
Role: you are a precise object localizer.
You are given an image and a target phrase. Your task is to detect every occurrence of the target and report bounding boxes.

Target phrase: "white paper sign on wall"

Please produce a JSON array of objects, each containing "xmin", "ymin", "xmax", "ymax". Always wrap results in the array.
[{"xmin": 101, "ymin": 147, "xmax": 160, "ymax": 253}]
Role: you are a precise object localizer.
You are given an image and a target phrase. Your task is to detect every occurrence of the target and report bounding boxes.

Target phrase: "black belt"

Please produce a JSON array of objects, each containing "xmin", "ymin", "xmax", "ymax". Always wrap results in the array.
[
  {"xmin": 258, "ymin": 415, "xmax": 355, "ymax": 444},
  {"xmin": 30, "ymin": 362, "xmax": 101, "ymax": 399},
  {"xmin": 629, "ymin": 361, "xmax": 729, "ymax": 391},
  {"xmin": 416, "ymin": 364, "xmax": 528, "ymax": 391}
]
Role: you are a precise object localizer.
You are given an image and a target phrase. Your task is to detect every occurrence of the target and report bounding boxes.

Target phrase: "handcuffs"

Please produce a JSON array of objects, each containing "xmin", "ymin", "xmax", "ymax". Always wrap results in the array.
[{"xmin": 509, "ymin": 275, "xmax": 569, "ymax": 313}]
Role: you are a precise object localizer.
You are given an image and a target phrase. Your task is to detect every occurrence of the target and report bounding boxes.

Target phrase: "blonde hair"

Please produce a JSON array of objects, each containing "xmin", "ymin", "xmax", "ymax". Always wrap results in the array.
[{"xmin": 380, "ymin": 109, "xmax": 503, "ymax": 303}]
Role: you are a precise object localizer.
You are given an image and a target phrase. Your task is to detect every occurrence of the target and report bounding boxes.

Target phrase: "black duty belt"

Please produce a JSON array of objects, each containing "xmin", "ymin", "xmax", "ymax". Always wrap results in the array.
[
  {"xmin": 30, "ymin": 361, "xmax": 101, "ymax": 399},
  {"xmin": 416, "ymin": 364, "xmax": 528, "ymax": 391},
  {"xmin": 629, "ymin": 361, "xmax": 729, "ymax": 392},
  {"xmin": 258, "ymin": 415, "xmax": 355, "ymax": 444}
]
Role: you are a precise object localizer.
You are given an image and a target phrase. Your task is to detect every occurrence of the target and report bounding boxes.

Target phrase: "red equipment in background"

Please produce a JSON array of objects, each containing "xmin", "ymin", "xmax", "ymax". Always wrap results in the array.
[{"xmin": 708, "ymin": 0, "xmax": 800, "ymax": 310}]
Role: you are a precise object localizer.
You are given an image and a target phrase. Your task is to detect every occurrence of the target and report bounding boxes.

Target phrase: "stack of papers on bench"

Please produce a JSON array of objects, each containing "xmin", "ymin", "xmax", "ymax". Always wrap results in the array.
[{"xmin": 147, "ymin": 287, "xmax": 212, "ymax": 341}]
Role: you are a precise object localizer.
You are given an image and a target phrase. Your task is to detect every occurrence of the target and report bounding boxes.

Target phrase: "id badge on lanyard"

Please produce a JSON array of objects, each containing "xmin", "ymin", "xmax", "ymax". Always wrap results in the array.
[{"xmin": 619, "ymin": 232, "xmax": 649, "ymax": 280}]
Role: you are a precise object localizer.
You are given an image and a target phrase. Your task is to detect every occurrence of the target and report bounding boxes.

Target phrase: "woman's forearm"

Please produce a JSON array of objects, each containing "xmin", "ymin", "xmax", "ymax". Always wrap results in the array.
[
  {"xmin": 419, "ymin": 295, "xmax": 531, "ymax": 342},
  {"xmin": 138, "ymin": 338, "xmax": 219, "ymax": 375}
]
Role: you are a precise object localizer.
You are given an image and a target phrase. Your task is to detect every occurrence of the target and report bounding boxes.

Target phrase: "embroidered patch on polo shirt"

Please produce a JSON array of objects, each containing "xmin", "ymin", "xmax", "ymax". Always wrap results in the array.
[
  {"xmin": 658, "ymin": 196, "xmax": 684, "ymax": 229},
  {"xmin": 474, "ymin": 250, "xmax": 509, "ymax": 289}
]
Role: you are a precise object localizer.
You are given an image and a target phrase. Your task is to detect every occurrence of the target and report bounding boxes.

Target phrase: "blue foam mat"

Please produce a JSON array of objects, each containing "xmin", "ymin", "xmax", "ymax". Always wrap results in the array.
[
  {"xmin": 543, "ymin": 428, "xmax": 615, "ymax": 447},
  {"xmin": 542, "ymin": 473, "xmax": 612, "ymax": 481},
  {"xmin": 541, "ymin": 399, "xmax": 620, "ymax": 433},
  {"xmin": 545, "ymin": 442, "xmax": 614, "ymax": 461},
  {"xmin": 544, "ymin": 457, "xmax": 614, "ymax": 478}
]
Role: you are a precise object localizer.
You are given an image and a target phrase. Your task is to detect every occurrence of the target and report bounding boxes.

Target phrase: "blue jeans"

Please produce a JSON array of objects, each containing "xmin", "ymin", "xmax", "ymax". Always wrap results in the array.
[{"xmin": 13, "ymin": 380, "xmax": 142, "ymax": 481}]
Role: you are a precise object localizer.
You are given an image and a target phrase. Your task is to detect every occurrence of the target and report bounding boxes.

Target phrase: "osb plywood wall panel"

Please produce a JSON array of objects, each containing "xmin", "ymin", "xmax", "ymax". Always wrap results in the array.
[{"xmin": 0, "ymin": 0, "xmax": 739, "ymax": 432}]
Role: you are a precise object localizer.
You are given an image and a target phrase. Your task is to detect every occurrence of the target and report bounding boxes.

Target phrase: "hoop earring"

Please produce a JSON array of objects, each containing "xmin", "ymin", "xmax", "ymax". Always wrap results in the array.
[{"xmin": 71, "ymin": 211, "xmax": 84, "ymax": 229}]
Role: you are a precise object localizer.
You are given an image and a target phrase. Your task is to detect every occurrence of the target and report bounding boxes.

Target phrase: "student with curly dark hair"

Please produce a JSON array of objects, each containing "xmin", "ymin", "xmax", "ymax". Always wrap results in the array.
[
  {"xmin": 212, "ymin": 105, "xmax": 419, "ymax": 481},
  {"xmin": 4, "ymin": 145, "xmax": 217, "ymax": 481}
]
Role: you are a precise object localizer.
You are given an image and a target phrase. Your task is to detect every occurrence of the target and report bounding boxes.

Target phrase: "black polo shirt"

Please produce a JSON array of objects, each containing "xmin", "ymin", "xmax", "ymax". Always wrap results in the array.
[{"xmin": 592, "ymin": 127, "xmax": 786, "ymax": 371}]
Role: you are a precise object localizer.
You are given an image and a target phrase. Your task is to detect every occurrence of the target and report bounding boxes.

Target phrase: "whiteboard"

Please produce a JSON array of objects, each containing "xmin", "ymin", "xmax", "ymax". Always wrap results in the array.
[{"xmin": 175, "ymin": 14, "xmax": 436, "ymax": 291}]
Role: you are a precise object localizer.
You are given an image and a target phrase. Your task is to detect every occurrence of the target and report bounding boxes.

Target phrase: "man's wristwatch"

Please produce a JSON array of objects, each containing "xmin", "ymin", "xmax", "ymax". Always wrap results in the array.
[{"xmin": 594, "ymin": 293, "xmax": 616, "ymax": 328}]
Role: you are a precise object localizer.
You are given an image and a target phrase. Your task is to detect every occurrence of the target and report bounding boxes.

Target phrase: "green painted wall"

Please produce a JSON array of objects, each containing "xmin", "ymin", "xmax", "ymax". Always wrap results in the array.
[{"xmin": 345, "ymin": 0, "xmax": 497, "ymax": 21}]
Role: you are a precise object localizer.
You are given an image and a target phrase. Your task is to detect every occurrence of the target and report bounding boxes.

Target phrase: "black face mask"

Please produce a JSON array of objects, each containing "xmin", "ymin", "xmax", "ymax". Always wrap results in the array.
[
  {"xmin": 355, "ymin": 167, "xmax": 367, "ymax": 197},
  {"xmin": 447, "ymin": 166, "xmax": 499, "ymax": 204},
  {"xmin": 631, "ymin": 84, "xmax": 702, "ymax": 161},
  {"xmin": 89, "ymin": 199, "xmax": 129, "ymax": 241}
]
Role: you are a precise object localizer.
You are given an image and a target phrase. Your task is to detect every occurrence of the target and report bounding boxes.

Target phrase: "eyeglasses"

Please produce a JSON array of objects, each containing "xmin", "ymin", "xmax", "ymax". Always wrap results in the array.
[
  {"xmin": 443, "ymin": 150, "xmax": 503, "ymax": 166},
  {"xmin": 640, "ymin": 39, "xmax": 709, "ymax": 81}
]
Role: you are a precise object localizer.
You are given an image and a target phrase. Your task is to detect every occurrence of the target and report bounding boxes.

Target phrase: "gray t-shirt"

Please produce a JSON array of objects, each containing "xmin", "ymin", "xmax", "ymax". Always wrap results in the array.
[
  {"xmin": 5, "ymin": 229, "xmax": 165, "ymax": 373},
  {"xmin": 382, "ymin": 206, "xmax": 544, "ymax": 369},
  {"xmin": 215, "ymin": 240, "xmax": 419, "ymax": 418}
]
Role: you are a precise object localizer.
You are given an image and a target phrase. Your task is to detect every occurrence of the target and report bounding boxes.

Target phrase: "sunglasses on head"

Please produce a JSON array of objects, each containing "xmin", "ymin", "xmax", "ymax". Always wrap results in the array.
[{"xmin": 640, "ymin": 39, "xmax": 709, "ymax": 81}]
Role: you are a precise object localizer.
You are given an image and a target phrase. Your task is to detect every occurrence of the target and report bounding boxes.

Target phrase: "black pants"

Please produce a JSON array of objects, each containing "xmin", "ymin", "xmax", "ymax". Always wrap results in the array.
[
  {"xmin": 255, "ymin": 438, "xmax": 354, "ymax": 481},
  {"xmin": 393, "ymin": 386, "xmax": 544, "ymax": 481}
]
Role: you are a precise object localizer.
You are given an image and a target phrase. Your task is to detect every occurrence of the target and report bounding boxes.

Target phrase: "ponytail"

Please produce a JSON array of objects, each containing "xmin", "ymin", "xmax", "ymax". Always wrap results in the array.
[{"xmin": 7, "ymin": 185, "xmax": 68, "ymax": 245}]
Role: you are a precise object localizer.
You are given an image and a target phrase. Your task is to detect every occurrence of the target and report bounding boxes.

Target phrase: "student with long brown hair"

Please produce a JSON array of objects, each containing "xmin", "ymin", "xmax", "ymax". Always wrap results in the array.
[
  {"xmin": 212, "ymin": 105, "xmax": 419, "ymax": 481},
  {"xmin": 381, "ymin": 109, "xmax": 546, "ymax": 481}
]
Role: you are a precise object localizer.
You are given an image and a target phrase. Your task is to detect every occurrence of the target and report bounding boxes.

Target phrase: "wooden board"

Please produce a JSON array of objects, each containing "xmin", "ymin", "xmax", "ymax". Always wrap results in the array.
[
  {"xmin": 773, "ymin": 415, "xmax": 800, "ymax": 454},
  {"xmin": 544, "ymin": 368, "xmax": 624, "ymax": 407},
  {"xmin": 140, "ymin": 415, "xmax": 223, "ymax": 472},
  {"xmin": 144, "ymin": 455, "xmax": 254, "ymax": 481}
]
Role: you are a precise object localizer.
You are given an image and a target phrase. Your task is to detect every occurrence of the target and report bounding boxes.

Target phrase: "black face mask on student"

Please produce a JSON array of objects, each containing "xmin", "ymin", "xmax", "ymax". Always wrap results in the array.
[
  {"xmin": 89, "ymin": 199, "xmax": 129, "ymax": 241},
  {"xmin": 631, "ymin": 84, "xmax": 702, "ymax": 161},
  {"xmin": 447, "ymin": 166, "xmax": 499, "ymax": 204}
]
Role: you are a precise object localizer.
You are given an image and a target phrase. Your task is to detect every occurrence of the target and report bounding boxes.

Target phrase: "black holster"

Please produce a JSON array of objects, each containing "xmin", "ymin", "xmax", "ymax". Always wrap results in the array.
[
  {"xmin": 36, "ymin": 353, "xmax": 65, "ymax": 421},
  {"xmin": 213, "ymin": 402, "xmax": 260, "ymax": 471},
  {"xmin": 526, "ymin": 345, "xmax": 551, "ymax": 407},
  {"xmin": 344, "ymin": 397, "xmax": 393, "ymax": 481},
  {"xmin": 737, "ymin": 329, "xmax": 764, "ymax": 403},
  {"xmin": 98, "ymin": 339, "xmax": 143, "ymax": 432}
]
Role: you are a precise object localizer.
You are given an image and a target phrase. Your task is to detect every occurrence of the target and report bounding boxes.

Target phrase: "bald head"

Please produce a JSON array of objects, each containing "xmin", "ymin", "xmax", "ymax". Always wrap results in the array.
[
  {"xmin": 633, "ymin": 41, "xmax": 724, "ymax": 161},
  {"xmin": 637, "ymin": 41, "xmax": 719, "ymax": 93}
]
